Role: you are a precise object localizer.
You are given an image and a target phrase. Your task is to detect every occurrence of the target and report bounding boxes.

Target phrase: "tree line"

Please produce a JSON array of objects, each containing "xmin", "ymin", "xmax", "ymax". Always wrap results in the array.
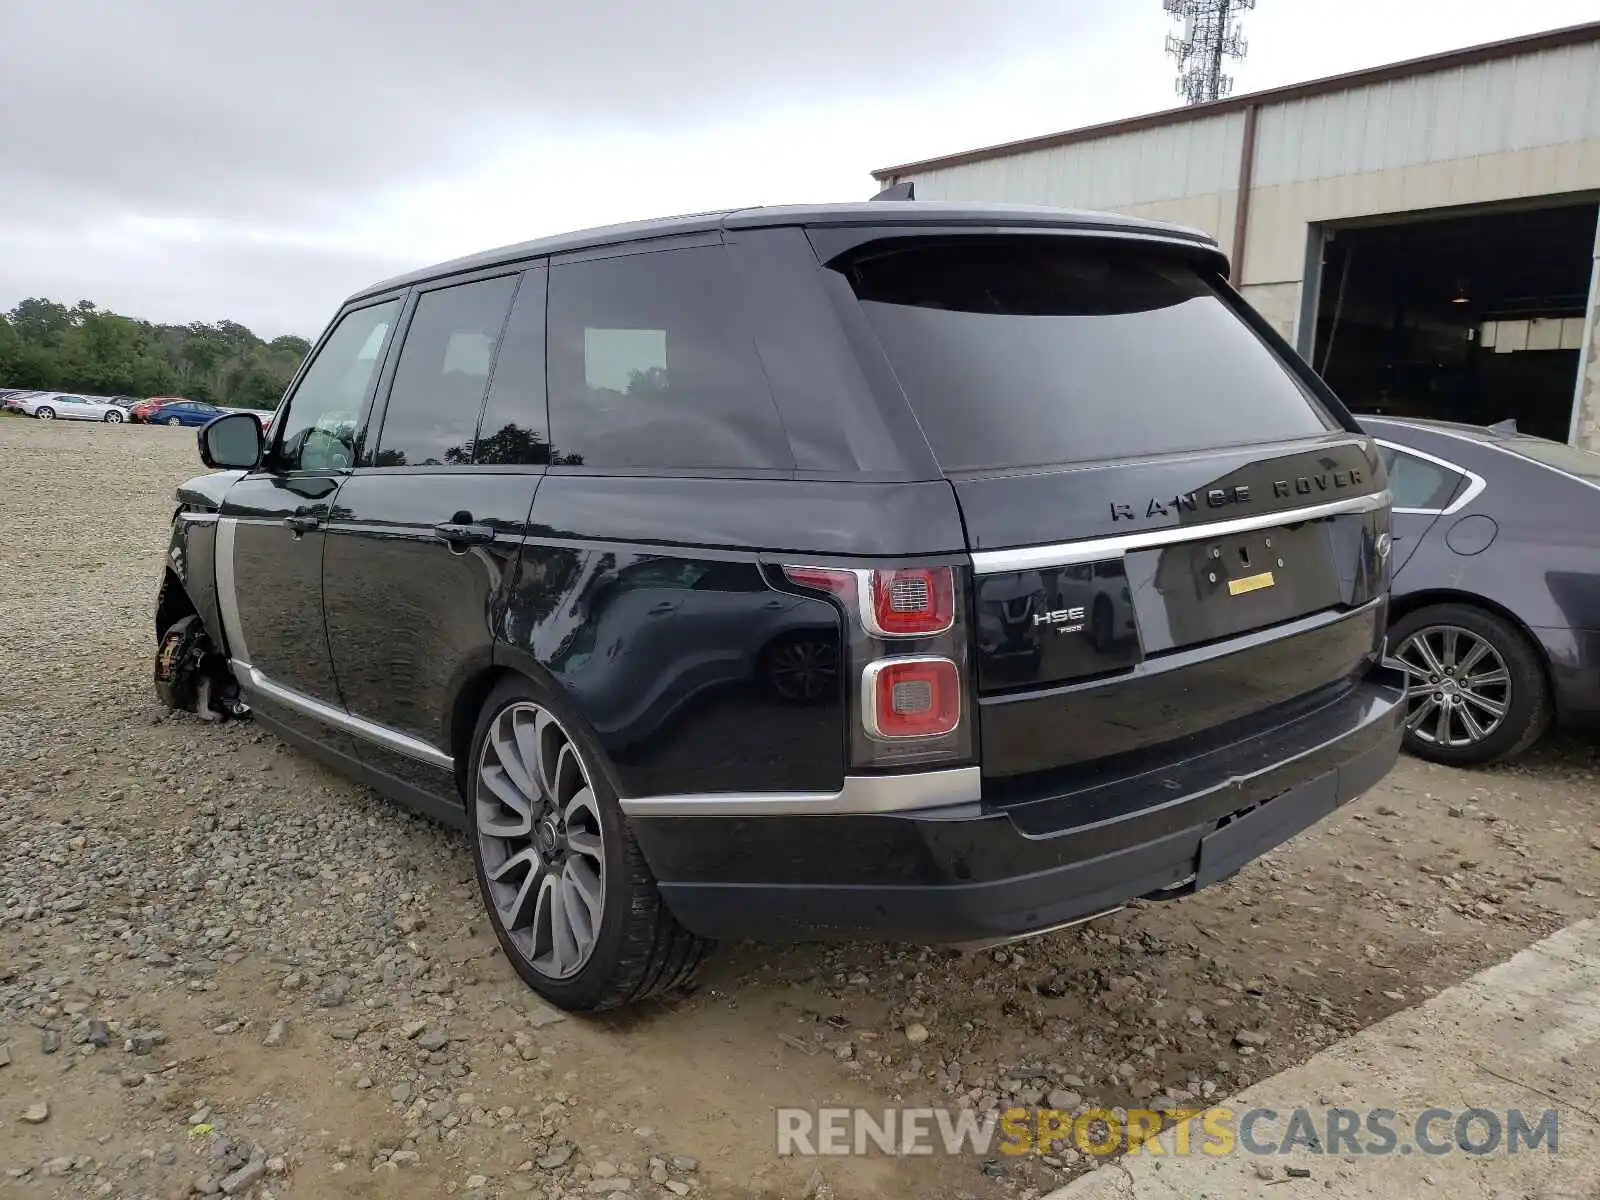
[{"xmin": 0, "ymin": 298, "xmax": 311, "ymax": 410}]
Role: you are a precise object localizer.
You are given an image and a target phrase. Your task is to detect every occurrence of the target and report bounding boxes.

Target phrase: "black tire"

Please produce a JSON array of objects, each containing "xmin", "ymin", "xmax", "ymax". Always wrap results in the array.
[
  {"xmin": 467, "ymin": 675, "xmax": 713, "ymax": 1012},
  {"xmin": 35, "ymin": 406, "xmax": 55, "ymax": 420},
  {"xmin": 1388, "ymin": 603, "xmax": 1550, "ymax": 766}
]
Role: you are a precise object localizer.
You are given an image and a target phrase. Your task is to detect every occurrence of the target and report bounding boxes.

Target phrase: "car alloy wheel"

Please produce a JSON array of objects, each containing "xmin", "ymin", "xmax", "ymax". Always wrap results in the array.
[
  {"xmin": 167, "ymin": 416, "xmax": 182, "ymax": 426},
  {"xmin": 36, "ymin": 407, "xmax": 55, "ymax": 420},
  {"xmin": 474, "ymin": 701, "xmax": 606, "ymax": 980},
  {"xmin": 1388, "ymin": 624, "xmax": 1510, "ymax": 749},
  {"xmin": 104, "ymin": 410, "xmax": 124, "ymax": 423}
]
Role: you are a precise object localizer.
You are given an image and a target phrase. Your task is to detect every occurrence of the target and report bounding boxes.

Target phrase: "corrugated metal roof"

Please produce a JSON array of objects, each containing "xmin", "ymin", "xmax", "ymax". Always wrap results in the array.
[{"xmin": 872, "ymin": 19, "xmax": 1600, "ymax": 181}]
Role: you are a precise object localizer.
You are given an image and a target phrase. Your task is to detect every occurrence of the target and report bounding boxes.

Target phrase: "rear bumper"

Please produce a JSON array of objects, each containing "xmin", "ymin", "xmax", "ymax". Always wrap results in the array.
[{"xmin": 633, "ymin": 668, "xmax": 1403, "ymax": 942}]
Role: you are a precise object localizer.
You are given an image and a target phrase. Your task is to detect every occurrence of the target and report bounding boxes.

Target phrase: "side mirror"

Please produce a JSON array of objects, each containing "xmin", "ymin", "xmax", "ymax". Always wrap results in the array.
[{"xmin": 199, "ymin": 411, "xmax": 264, "ymax": 470}]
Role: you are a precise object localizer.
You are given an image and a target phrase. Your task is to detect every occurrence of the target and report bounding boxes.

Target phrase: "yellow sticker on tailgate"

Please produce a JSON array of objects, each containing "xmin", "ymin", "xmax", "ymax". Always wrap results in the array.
[{"xmin": 1227, "ymin": 571, "xmax": 1276, "ymax": 596}]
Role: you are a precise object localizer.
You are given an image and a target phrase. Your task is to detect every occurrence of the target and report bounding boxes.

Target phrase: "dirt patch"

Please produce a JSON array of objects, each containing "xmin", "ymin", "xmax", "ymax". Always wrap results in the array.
[{"xmin": 2, "ymin": 416, "xmax": 1598, "ymax": 1199}]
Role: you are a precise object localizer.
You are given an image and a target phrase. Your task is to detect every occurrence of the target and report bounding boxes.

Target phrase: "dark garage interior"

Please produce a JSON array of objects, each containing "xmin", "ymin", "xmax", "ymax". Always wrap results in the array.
[{"xmin": 1311, "ymin": 201, "xmax": 1597, "ymax": 442}]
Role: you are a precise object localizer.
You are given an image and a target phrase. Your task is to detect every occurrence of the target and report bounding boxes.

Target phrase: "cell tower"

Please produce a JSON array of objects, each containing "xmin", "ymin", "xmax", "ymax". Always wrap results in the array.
[{"xmin": 1164, "ymin": 0, "xmax": 1255, "ymax": 105}]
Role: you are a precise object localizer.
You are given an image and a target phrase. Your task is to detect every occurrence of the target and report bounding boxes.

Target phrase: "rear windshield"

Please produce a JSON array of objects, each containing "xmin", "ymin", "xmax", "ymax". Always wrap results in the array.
[
  {"xmin": 838, "ymin": 239, "xmax": 1336, "ymax": 473},
  {"xmin": 1501, "ymin": 435, "xmax": 1600, "ymax": 486}
]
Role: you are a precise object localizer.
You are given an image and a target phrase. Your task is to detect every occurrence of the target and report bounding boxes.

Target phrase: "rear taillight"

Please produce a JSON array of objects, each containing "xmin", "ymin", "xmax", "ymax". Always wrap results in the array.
[
  {"xmin": 782, "ymin": 563, "xmax": 974, "ymax": 769},
  {"xmin": 862, "ymin": 657, "xmax": 961, "ymax": 739},
  {"xmin": 869, "ymin": 567, "xmax": 954, "ymax": 638}
]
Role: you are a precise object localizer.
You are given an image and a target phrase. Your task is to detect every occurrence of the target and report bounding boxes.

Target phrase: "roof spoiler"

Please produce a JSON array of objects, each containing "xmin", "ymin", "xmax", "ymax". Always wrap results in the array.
[{"xmin": 870, "ymin": 181, "xmax": 916, "ymax": 202}]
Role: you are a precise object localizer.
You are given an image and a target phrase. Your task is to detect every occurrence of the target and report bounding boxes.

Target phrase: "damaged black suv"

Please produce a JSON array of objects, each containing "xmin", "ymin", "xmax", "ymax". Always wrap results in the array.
[{"xmin": 153, "ymin": 201, "xmax": 1403, "ymax": 1012}]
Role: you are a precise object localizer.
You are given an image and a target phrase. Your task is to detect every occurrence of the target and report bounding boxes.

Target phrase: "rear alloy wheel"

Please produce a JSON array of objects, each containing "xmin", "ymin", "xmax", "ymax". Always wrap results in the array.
[
  {"xmin": 1386, "ymin": 603, "xmax": 1549, "ymax": 766},
  {"xmin": 103, "ymin": 409, "xmax": 124, "ymax": 423},
  {"xmin": 468, "ymin": 678, "xmax": 712, "ymax": 1011},
  {"xmin": 166, "ymin": 416, "xmax": 182, "ymax": 427},
  {"xmin": 35, "ymin": 406, "xmax": 55, "ymax": 420}
]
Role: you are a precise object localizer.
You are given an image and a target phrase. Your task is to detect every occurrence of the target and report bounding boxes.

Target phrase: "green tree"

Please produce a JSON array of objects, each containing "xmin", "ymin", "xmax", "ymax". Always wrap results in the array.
[{"xmin": 0, "ymin": 298, "xmax": 307, "ymax": 410}]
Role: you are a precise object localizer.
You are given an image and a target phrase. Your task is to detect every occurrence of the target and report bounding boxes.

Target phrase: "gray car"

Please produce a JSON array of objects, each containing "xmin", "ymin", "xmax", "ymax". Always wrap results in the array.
[
  {"xmin": 16, "ymin": 392, "xmax": 130, "ymax": 422},
  {"xmin": 1364, "ymin": 416, "xmax": 1600, "ymax": 765}
]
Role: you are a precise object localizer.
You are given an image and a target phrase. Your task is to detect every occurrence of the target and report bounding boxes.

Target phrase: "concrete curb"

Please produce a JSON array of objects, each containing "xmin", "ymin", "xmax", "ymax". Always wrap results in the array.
[{"xmin": 1045, "ymin": 919, "xmax": 1600, "ymax": 1198}]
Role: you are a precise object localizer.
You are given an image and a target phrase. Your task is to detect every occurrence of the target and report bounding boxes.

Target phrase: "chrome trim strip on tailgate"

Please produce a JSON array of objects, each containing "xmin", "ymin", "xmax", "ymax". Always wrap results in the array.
[{"xmin": 969, "ymin": 491, "xmax": 1391, "ymax": 575}]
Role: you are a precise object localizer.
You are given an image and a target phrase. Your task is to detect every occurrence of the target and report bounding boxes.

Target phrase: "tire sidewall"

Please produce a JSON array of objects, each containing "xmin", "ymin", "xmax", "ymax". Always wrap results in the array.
[
  {"xmin": 465, "ymin": 674, "xmax": 648, "ymax": 1011},
  {"xmin": 1390, "ymin": 604, "xmax": 1547, "ymax": 765}
]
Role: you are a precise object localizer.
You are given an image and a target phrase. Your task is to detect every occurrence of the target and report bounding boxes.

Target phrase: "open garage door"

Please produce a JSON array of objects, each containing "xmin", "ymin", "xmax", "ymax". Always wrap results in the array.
[{"xmin": 1312, "ymin": 202, "xmax": 1598, "ymax": 443}]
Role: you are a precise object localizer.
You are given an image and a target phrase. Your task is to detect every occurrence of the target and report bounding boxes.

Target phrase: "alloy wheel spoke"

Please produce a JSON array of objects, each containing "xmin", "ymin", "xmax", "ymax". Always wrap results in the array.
[
  {"xmin": 1465, "ymin": 667, "xmax": 1509, "ymax": 689},
  {"xmin": 493, "ymin": 716, "xmax": 537, "ymax": 799},
  {"xmin": 1457, "ymin": 639, "xmax": 1491, "ymax": 675},
  {"xmin": 1406, "ymin": 696, "xmax": 1440, "ymax": 734},
  {"xmin": 1434, "ymin": 700, "xmax": 1452, "ymax": 746},
  {"xmin": 1460, "ymin": 690, "xmax": 1506, "ymax": 719},
  {"xmin": 512, "ymin": 710, "xmax": 552, "ymax": 803},
  {"xmin": 478, "ymin": 767, "xmax": 534, "ymax": 836},
  {"xmin": 1411, "ymin": 635, "xmax": 1446, "ymax": 677},
  {"xmin": 1439, "ymin": 628, "xmax": 1459, "ymax": 669},
  {"xmin": 1458, "ymin": 704, "xmax": 1489, "ymax": 742},
  {"xmin": 562, "ymin": 861, "xmax": 602, "ymax": 945}
]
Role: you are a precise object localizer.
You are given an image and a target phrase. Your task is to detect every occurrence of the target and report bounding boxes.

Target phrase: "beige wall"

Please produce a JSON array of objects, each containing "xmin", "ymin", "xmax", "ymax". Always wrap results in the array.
[
  {"xmin": 1238, "ymin": 282, "xmax": 1301, "ymax": 344},
  {"xmin": 1572, "ymin": 230, "xmax": 1600, "ymax": 452},
  {"xmin": 1241, "ymin": 137, "xmax": 1600, "ymax": 286}
]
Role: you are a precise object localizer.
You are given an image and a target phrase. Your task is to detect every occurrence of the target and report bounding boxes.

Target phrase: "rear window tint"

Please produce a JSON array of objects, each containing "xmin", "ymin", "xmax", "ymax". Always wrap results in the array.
[
  {"xmin": 1501, "ymin": 436, "xmax": 1600, "ymax": 486},
  {"xmin": 546, "ymin": 245, "xmax": 794, "ymax": 472},
  {"xmin": 838, "ymin": 240, "xmax": 1335, "ymax": 473}
]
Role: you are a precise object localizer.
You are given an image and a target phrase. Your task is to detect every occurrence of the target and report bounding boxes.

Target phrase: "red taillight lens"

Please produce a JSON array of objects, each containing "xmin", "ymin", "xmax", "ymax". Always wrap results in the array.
[
  {"xmin": 868, "ymin": 567, "xmax": 954, "ymax": 638},
  {"xmin": 862, "ymin": 657, "xmax": 960, "ymax": 739}
]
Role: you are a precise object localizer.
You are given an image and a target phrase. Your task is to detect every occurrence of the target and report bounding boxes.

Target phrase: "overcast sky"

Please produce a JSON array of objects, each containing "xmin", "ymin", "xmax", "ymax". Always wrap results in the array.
[{"xmin": 2, "ymin": 0, "xmax": 1594, "ymax": 337}]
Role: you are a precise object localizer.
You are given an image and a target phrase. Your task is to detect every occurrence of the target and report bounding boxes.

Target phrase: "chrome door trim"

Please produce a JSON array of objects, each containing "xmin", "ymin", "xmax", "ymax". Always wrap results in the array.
[
  {"xmin": 969, "ymin": 491, "xmax": 1391, "ymax": 574},
  {"xmin": 616, "ymin": 766, "xmax": 981, "ymax": 817},
  {"xmin": 214, "ymin": 517, "xmax": 251, "ymax": 664},
  {"xmin": 232, "ymin": 660, "xmax": 454, "ymax": 772},
  {"xmin": 1373, "ymin": 438, "xmax": 1487, "ymax": 516}
]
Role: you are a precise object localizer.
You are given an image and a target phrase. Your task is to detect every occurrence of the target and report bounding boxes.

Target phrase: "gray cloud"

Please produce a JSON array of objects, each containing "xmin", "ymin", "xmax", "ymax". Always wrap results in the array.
[
  {"xmin": 2, "ymin": 0, "xmax": 1086, "ymax": 223},
  {"xmin": 0, "ymin": 0, "xmax": 1094, "ymax": 333}
]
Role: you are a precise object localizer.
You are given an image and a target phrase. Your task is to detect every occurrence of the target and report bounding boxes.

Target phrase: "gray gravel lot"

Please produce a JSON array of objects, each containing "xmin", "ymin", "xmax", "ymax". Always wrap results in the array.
[{"xmin": 3, "ymin": 416, "xmax": 1599, "ymax": 1199}]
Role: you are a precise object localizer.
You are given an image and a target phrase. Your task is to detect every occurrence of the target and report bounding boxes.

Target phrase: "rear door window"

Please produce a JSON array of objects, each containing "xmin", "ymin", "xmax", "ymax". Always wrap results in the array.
[
  {"xmin": 374, "ymin": 276, "xmax": 518, "ymax": 467},
  {"xmin": 836, "ymin": 239, "xmax": 1335, "ymax": 474},
  {"xmin": 1378, "ymin": 446, "xmax": 1465, "ymax": 511},
  {"xmin": 546, "ymin": 245, "xmax": 794, "ymax": 471}
]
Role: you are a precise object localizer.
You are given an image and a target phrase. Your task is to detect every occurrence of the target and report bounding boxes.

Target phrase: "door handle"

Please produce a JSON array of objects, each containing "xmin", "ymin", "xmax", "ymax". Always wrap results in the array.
[
  {"xmin": 433, "ymin": 522, "xmax": 496, "ymax": 547},
  {"xmin": 284, "ymin": 513, "xmax": 320, "ymax": 533}
]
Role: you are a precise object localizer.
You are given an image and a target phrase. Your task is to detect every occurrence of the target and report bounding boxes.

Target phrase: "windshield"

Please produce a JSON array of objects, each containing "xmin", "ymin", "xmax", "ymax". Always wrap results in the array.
[{"xmin": 838, "ymin": 239, "xmax": 1337, "ymax": 473}]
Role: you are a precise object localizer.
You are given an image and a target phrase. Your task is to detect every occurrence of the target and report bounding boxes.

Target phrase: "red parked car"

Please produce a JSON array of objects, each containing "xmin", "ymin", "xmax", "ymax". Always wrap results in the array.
[{"xmin": 130, "ymin": 396, "xmax": 192, "ymax": 423}]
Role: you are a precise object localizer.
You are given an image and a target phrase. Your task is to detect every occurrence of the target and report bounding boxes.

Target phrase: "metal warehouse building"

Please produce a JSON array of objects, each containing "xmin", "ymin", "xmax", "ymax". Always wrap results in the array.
[{"xmin": 872, "ymin": 21, "xmax": 1600, "ymax": 448}]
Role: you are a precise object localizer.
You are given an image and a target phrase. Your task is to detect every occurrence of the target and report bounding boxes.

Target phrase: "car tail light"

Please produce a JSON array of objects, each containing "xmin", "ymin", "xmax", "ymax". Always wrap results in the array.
[
  {"xmin": 868, "ymin": 567, "xmax": 954, "ymax": 638},
  {"xmin": 782, "ymin": 562, "xmax": 975, "ymax": 770},
  {"xmin": 862, "ymin": 657, "xmax": 960, "ymax": 739}
]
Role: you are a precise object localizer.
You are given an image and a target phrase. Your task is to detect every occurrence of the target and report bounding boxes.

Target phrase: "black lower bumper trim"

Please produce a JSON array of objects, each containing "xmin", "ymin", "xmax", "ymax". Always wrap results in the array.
[{"xmin": 640, "ymin": 671, "xmax": 1402, "ymax": 942}]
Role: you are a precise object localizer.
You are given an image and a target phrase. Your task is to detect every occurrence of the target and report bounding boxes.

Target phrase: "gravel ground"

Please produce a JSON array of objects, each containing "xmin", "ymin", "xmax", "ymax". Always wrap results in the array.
[{"xmin": 3, "ymin": 415, "xmax": 1600, "ymax": 1200}]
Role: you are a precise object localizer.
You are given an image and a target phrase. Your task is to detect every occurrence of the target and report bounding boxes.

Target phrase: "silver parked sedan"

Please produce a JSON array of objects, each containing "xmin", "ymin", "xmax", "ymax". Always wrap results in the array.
[{"xmin": 15, "ymin": 392, "xmax": 130, "ymax": 422}]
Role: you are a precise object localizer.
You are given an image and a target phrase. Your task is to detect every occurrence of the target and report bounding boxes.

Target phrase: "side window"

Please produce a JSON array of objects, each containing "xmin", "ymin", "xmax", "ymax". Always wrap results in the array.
[
  {"xmin": 275, "ymin": 300, "xmax": 399, "ymax": 472},
  {"xmin": 474, "ymin": 270, "xmax": 550, "ymax": 465},
  {"xmin": 1380, "ymin": 446, "xmax": 1464, "ymax": 511},
  {"xmin": 373, "ymin": 276, "xmax": 517, "ymax": 467},
  {"xmin": 546, "ymin": 245, "xmax": 794, "ymax": 471}
]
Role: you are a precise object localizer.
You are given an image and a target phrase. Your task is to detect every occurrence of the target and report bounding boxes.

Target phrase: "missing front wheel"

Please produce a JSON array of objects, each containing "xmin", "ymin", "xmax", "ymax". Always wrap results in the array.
[{"xmin": 155, "ymin": 615, "xmax": 245, "ymax": 721}]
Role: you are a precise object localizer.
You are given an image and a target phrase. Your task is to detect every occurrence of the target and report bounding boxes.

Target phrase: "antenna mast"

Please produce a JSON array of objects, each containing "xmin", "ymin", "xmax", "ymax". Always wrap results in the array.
[{"xmin": 1164, "ymin": 0, "xmax": 1255, "ymax": 105}]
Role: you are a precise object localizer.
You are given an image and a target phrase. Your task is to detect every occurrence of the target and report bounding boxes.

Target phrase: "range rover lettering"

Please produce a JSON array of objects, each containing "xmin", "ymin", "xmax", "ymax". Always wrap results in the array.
[{"xmin": 152, "ymin": 201, "xmax": 1404, "ymax": 1012}]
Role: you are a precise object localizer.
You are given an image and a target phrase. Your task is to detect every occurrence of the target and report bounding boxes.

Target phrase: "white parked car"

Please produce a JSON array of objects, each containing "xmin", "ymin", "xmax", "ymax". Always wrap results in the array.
[{"xmin": 15, "ymin": 392, "xmax": 131, "ymax": 422}]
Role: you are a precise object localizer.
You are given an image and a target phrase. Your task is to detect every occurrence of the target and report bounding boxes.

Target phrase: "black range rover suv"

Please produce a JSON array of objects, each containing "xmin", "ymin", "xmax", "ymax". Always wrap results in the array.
[{"xmin": 154, "ymin": 202, "xmax": 1403, "ymax": 1011}]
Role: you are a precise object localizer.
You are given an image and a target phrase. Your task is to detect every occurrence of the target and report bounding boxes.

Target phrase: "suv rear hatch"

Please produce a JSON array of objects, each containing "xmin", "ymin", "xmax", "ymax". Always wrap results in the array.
[{"xmin": 831, "ymin": 234, "xmax": 1391, "ymax": 788}]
